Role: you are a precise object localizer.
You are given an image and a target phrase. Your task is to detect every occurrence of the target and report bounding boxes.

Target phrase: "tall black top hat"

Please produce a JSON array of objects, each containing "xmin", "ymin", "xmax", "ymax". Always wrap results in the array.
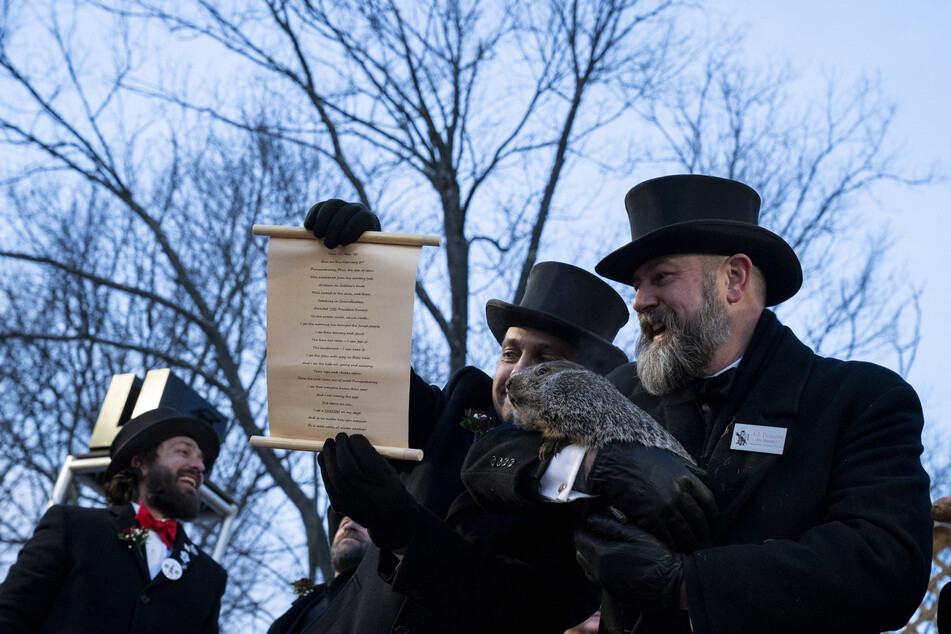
[
  {"xmin": 595, "ymin": 175, "xmax": 803, "ymax": 306},
  {"xmin": 106, "ymin": 406, "xmax": 221, "ymax": 479},
  {"xmin": 485, "ymin": 262, "xmax": 629, "ymax": 375}
]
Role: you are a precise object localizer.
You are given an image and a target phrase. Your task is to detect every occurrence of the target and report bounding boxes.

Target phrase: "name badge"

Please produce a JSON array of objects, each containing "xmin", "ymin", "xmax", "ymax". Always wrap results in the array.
[
  {"xmin": 730, "ymin": 423, "xmax": 787, "ymax": 455},
  {"xmin": 161, "ymin": 558, "xmax": 183, "ymax": 580}
]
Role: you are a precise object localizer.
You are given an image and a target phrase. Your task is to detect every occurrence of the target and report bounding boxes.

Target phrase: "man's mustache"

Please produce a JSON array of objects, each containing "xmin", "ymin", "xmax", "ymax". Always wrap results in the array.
[{"xmin": 639, "ymin": 308, "xmax": 680, "ymax": 340}]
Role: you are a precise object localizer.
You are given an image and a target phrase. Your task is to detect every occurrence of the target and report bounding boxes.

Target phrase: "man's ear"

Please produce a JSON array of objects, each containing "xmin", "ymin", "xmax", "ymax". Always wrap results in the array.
[
  {"xmin": 131, "ymin": 454, "xmax": 147, "ymax": 476},
  {"xmin": 725, "ymin": 254, "xmax": 754, "ymax": 304}
]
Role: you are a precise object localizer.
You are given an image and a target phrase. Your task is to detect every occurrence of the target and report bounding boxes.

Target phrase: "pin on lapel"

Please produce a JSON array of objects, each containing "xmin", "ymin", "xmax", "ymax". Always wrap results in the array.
[{"xmin": 161, "ymin": 557, "xmax": 184, "ymax": 581}]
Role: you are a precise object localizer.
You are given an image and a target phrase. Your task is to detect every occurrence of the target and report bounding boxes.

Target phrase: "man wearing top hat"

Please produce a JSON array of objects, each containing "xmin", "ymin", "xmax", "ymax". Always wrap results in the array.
[
  {"xmin": 281, "ymin": 200, "xmax": 715, "ymax": 633},
  {"xmin": 0, "ymin": 407, "xmax": 227, "ymax": 633},
  {"xmin": 462, "ymin": 174, "xmax": 933, "ymax": 633}
]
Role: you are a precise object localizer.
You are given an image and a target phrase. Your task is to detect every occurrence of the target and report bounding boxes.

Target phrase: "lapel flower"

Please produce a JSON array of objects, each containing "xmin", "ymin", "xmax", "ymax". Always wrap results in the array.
[
  {"xmin": 459, "ymin": 408, "xmax": 494, "ymax": 437},
  {"xmin": 118, "ymin": 526, "xmax": 148, "ymax": 548},
  {"xmin": 291, "ymin": 577, "xmax": 315, "ymax": 596}
]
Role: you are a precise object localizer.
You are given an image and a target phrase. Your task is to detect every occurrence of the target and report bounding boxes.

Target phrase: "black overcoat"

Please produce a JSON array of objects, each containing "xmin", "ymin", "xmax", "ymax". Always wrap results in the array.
[
  {"xmin": 463, "ymin": 311, "xmax": 933, "ymax": 633},
  {"xmin": 305, "ymin": 366, "xmax": 598, "ymax": 633},
  {"xmin": 0, "ymin": 503, "xmax": 227, "ymax": 633}
]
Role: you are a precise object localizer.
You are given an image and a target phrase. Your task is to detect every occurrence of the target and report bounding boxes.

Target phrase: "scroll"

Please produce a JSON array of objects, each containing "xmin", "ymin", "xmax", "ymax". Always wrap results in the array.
[{"xmin": 249, "ymin": 226, "xmax": 441, "ymax": 461}]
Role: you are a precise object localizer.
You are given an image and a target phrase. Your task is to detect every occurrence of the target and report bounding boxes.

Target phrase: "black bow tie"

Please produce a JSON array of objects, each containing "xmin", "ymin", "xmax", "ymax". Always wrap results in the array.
[
  {"xmin": 652, "ymin": 368, "xmax": 736, "ymax": 460},
  {"xmin": 664, "ymin": 368, "xmax": 736, "ymax": 404},
  {"xmin": 699, "ymin": 368, "xmax": 736, "ymax": 402}
]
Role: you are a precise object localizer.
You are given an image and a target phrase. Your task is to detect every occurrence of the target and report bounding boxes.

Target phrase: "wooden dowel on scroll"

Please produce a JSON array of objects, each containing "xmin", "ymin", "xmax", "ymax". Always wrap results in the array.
[
  {"xmin": 252, "ymin": 225, "xmax": 441, "ymax": 247},
  {"xmin": 249, "ymin": 435, "xmax": 425, "ymax": 462}
]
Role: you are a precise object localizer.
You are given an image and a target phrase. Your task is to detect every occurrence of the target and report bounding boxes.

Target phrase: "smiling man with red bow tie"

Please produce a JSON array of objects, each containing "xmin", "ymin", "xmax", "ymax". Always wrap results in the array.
[{"xmin": 0, "ymin": 407, "xmax": 227, "ymax": 633}]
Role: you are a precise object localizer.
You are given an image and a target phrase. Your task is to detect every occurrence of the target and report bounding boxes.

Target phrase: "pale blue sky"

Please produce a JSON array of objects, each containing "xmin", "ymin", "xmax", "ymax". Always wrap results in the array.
[{"xmin": 715, "ymin": 0, "xmax": 951, "ymax": 442}]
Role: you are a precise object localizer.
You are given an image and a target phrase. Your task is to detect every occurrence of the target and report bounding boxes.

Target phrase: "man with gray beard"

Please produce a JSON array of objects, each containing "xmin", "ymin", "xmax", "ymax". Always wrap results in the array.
[
  {"xmin": 463, "ymin": 174, "xmax": 932, "ymax": 633},
  {"xmin": 634, "ymin": 261, "xmax": 731, "ymax": 397}
]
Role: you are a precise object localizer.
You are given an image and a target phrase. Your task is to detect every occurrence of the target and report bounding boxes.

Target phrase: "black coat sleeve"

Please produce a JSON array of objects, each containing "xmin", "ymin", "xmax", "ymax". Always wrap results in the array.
[
  {"xmin": 385, "ymin": 497, "xmax": 599, "ymax": 633},
  {"xmin": 0, "ymin": 505, "xmax": 69, "ymax": 633},
  {"xmin": 405, "ymin": 369, "xmax": 443, "ymax": 453},
  {"xmin": 460, "ymin": 424, "xmax": 553, "ymax": 512},
  {"xmin": 373, "ymin": 367, "xmax": 598, "ymax": 632}
]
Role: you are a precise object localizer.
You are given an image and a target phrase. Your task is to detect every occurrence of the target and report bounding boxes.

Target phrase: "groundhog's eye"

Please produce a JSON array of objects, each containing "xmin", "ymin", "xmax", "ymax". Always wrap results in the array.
[{"xmin": 535, "ymin": 366, "xmax": 549, "ymax": 376}]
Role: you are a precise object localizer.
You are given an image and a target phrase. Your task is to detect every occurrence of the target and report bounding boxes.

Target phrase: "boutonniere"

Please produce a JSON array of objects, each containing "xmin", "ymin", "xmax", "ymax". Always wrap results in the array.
[
  {"xmin": 118, "ymin": 526, "xmax": 148, "ymax": 548},
  {"xmin": 459, "ymin": 408, "xmax": 494, "ymax": 437},
  {"xmin": 291, "ymin": 577, "xmax": 315, "ymax": 596}
]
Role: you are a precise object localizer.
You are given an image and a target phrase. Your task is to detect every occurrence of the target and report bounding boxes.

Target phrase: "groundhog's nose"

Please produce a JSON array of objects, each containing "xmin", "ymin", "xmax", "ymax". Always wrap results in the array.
[{"xmin": 504, "ymin": 376, "xmax": 519, "ymax": 401}]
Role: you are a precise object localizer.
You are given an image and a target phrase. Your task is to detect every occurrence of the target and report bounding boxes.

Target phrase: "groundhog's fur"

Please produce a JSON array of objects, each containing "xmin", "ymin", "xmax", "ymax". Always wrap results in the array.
[{"xmin": 506, "ymin": 360, "xmax": 694, "ymax": 463}]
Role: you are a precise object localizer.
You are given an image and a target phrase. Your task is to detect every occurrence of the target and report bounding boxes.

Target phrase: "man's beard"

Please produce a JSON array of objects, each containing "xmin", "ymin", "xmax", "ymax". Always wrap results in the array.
[
  {"xmin": 330, "ymin": 536, "xmax": 370, "ymax": 575},
  {"xmin": 143, "ymin": 463, "xmax": 201, "ymax": 521},
  {"xmin": 636, "ymin": 272, "xmax": 731, "ymax": 395}
]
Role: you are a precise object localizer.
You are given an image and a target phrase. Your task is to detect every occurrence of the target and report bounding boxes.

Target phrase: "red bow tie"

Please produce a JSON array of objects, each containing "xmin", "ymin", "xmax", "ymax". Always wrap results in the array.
[{"xmin": 135, "ymin": 503, "xmax": 178, "ymax": 549}]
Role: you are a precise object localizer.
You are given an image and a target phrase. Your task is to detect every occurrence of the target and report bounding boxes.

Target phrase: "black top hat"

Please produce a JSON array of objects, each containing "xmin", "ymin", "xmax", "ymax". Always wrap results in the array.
[
  {"xmin": 595, "ymin": 175, "xmax": 803, "ymax": 306},
  {"xmin": 106, "ymin": 406, "xmax": 221, "ymax": 479},
  {"xmin": 485, "ymin": 262, "xmax": 629, "ymax": 375}
]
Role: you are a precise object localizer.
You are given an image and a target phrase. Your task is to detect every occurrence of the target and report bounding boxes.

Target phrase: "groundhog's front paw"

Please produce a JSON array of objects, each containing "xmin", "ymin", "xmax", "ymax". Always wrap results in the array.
[{"xmin": 538, "ymin": 438, "xmax": 565, "ymax": 461}]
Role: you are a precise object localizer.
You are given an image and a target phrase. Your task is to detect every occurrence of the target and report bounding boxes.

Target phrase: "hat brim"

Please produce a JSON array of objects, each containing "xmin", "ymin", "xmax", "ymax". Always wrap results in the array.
[
  {"xmin": 106, "ymin": 415, "xmax": 221, "ymax": 479},
  {"xmin": 595, "ymin": 220, "xmax": 802, "ymax": 306},
  {"xmin": 485, "ymin": 302, "xmax": 628, "ymax": 375}
]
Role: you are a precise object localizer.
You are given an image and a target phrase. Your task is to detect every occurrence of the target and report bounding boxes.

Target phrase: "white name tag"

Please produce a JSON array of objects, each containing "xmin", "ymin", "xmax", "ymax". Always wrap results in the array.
[{"xmin": 730, "ymin": 423, "xmax": 787, "ymax": 455}]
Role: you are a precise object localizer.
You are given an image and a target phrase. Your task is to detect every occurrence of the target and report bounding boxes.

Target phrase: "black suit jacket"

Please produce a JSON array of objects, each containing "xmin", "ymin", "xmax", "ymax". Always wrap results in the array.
[
  {"xmin": 304, "ymin": 366, "xmax": 598, "ymax": 633},
  {"xmin": 463, "ymin": 311, "xmax": 933, "ymax": 634},
  {"xmin": 268, "ymin": 569, "xmax": 356, "ymax": 634},
  {"xmin": 0, "ymin": 503, "xmax": 227, "ymax": 633}
]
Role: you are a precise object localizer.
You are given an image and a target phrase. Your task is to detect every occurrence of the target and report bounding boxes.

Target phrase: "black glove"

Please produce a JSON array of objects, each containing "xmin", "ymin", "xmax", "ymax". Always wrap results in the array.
[
  {"xmin": 304, "ymin": 199, "xmax": 381, "ymax": 248},
  {"xmin": 318, "ymin": 433, "xmax": 418, "ymax": 551},
  {"xmin": 575, "ymin": 512, "xmax": 685, "ymax": 613},
  {"xmin": 585, "ymin": 443, "xmax": 716, "ymax": 553}
]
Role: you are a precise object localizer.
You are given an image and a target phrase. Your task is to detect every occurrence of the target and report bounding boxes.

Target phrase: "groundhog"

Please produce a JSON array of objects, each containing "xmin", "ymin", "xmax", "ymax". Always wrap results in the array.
[{"xmin": 506, "ymin": 360, "xmax": 694, "ymax": 463}]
